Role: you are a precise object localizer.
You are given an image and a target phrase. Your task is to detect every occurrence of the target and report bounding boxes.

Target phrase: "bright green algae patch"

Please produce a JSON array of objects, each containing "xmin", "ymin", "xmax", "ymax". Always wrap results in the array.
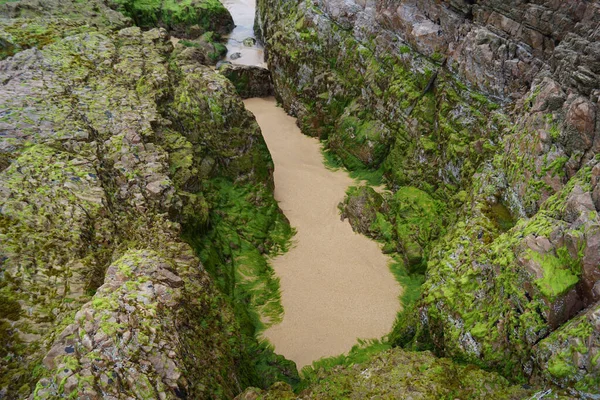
[
  {"xmin": 184, "ymin": 178, "xmax": 299, "ymax": 387},
  {"xmin": 242, "ymin": 346, "xmax": 532, "ymax": 399},
  {"xmin": 191, "ymin": 178, "xmax": 293, "ymax": 331},
  {"xmin": 528, "ymin": 247, "xmax": 581, "ymax": 301},
  {"xmin": 108, "ymin": 0, "xmax": 233, "ymax": 35}
]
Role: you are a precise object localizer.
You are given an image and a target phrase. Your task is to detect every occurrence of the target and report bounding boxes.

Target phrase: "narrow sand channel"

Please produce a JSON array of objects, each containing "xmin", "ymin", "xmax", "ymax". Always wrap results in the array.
[{"xmin": 244, "ymin": 97, "xmax": 401, "ymax": 369}]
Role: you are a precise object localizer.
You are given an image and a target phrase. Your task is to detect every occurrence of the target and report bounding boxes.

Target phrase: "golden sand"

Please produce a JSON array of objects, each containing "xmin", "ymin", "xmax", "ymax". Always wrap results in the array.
[{"xmin": 244, "ymin": 97, "xmax": 401, "ymax": 369}]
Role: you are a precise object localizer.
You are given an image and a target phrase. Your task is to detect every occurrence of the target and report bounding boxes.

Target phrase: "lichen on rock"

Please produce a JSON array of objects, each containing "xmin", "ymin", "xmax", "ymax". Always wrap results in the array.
[
  {"xmin": 0, "ymin": 1, "xmax": 297, "ymax": 398},
  {"xmin": 257, "ymin": 0, "xmax": 600, "ymax": 394}
]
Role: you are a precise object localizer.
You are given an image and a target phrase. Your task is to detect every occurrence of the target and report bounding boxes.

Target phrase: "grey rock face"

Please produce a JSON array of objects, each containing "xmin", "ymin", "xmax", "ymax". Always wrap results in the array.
[
  {"xmin": 219, "ymin": 63, "xmax": 274, "ymax": 98},
  {"xmin": 256, "ymin": 0, "xmax": 600, "ymax": 394}
]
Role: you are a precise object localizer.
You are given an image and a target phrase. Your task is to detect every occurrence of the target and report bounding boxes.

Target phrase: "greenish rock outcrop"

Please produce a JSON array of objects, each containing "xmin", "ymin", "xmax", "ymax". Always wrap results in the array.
[
  {"xmin": 0, "ymin": 0, "xmax": 234, "ymax": 61},
  {"xmin": 235, "ymin": 347, "xmax": 532, "ymax": 399},
  {"xmin": 257, "ymin": 0, "xmax": 600, "ymax": 395},
  {"xmin": 172, "ymin": 32, "xmax": 228, "ymax": 65},
  {"xmin": 0, "ymin": 0, "xmax": 129, "ymax": 59},
  {"xmin": 107, "ymin": 0, "xmax": 234, "ymax": 37},
  {"xmin": 34, "ymin": 249, "xmax": 243, "ymax": 399},
  {"xmin": 218, "ymin": 64, "xmax": 274, "ymax": 99},
  {"xmin": 0, "ymin": 1, "xmax": 297, "ymax": 398}
]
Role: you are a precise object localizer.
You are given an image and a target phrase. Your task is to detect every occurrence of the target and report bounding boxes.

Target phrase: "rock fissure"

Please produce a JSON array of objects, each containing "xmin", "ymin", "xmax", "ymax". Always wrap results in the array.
[{"xmin": 1, "ymin": 0, "xmax": 599, "ymax": 398}]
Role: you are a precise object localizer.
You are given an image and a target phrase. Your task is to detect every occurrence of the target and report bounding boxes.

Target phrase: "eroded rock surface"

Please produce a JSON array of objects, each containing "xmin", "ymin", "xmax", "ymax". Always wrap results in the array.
[
  {"xmin": 0, "ymin": 1, "xmax": 292, "ymax": 398},
  {"xmin": 257, "ymin": 0, "xmax": 600, "ymax": 394},
  {"xmin": 236, "ymin": 347, "xmax": 532, "ymax": 399}
]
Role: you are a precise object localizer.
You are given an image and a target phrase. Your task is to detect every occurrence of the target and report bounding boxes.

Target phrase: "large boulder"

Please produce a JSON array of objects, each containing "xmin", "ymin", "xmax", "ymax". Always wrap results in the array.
[
  {"xmin": 219, "ymin": 63, "xmax": 275, "ymax": 99},
  {"xmin": 0, "ymin": 11, "xmax": 279, "ymax": 398},
  {"xmin": 106, "ymin": 0, "xmax": 234, "ymax": 37},
  {"xmin": 235, "ymin": 347, "xmax": 531, "ymax": 399}
]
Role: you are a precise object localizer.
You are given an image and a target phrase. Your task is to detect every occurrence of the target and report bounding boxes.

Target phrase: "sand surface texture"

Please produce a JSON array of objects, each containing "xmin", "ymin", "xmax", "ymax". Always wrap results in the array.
[{"xmin": 244, "ymin": 97, "xmax": 401, "ymax": 369}]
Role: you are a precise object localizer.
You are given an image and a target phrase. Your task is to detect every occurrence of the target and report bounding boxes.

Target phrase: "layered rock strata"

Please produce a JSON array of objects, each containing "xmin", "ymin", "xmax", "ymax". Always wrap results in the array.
[
  {"xmin": 0, "ymin": 1, "xmax": 295, "ymax": 398},
  {"xmin": 257, "ymin": 0, "xmax": 600, "ymax": 394}
]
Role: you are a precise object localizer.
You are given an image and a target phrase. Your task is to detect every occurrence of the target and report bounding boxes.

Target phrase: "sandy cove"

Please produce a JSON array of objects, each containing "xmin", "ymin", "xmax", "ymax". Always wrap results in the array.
[{"xmin": 244, "ymin": 97, "xmax": 401, "ymax": 369}]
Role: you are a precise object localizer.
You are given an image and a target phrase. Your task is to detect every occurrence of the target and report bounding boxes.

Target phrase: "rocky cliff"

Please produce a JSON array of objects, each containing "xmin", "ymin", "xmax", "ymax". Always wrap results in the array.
[
  {"xmin": 257, "ymin": 0, "xmax": 600, "ymax": 395},
  {"xmin": 0, "ymin": 1, "xmax": 296, "ymax": 398}
]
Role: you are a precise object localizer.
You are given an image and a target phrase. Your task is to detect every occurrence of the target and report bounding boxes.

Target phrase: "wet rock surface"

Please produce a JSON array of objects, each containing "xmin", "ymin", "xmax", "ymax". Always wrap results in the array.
[
  {"xmin": 257, "ymin": 0, "xmax": 600, "ymax": 395},
  {"xmin": 0, "ymin": 1, "xmax": 290, "ymax": 398},
  {"xmin": 218, "ymin": 63, "xmax": 274, "ymax": 98}
]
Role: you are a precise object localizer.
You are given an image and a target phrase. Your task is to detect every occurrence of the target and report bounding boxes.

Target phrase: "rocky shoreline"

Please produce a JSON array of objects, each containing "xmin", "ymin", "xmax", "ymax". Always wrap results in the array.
[
  {"xmin": 0, "ymin": 1, "xmax": 295, "ymax": 398},
  {"xmin": 1, "ymin": 0, "xmax": 598, "ymax": 398},
  {"xmin": 255, "ymin": 0, "xmax": 599, "ymax": 396}
]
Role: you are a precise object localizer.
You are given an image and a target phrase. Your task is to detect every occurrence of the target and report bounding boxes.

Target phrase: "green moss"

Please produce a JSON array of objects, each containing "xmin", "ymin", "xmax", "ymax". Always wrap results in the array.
[
  {"xmin": 371, "ymin": 212, "xmax": 394, "ymax": 242},
  {"xmin": 547, "ymin": 352, "xmax": 577, "ymax": 378},
  {"xmin": 298, "ymin": 339, "xmax": 392, "ymax": 390},
  {"xmin": 322, "ymin": 148, "xmax": 384, "ymax": 186},
  {"xmin": 392, "ymin": 186, "xmax": 445, "ymax": 272},
  {"xmin": 529, "ymin": 247, "xmax": 581, "ymax": 300},
  {"xmin": 274, "ymin": 346, "xmax": 531, "ymax": 399},
  {"xmin": 0, "ymin": 18, "xmax": 93, "ymax": 60},
  {"xmin": 92, "ymin": 297, "xmax": 118, "ymax": 311},
  {"xmin": 183, "ymin": 178, "xmax": 299, "ymax": 388},
  {"xmin": 109, "ymin": 0, "xmax": 233, "ymax": 35}
]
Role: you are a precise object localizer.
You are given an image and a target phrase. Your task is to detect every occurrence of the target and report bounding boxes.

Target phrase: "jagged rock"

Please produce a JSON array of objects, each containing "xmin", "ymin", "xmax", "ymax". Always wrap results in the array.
[
  {"xmin": 533, "ymin": 302, "xmax": 600, "ymax": 392},
  {"xmin": 236, "ymin": 347, "xmax": 532, "ymax": 399},
  {"xmin": 257, "ymin": 0, "xmax": 600, "ymax": 393},
  {"xmin": 34, "ymin": 249, "xmax": 245, "ymax": 399},
  {"xmin": 218, "ymin": 63, "xmax": 274, "ymax": 98},
  {"xmin": 0, "ymin": 2, "xmax": 278, "ymax": 397}
]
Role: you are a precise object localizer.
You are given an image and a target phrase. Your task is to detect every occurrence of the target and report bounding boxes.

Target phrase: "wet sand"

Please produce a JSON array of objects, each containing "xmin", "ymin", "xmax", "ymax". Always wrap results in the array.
[{"xmin": 244, "ymin": 97, "xmax": 401, "ymax": 369}]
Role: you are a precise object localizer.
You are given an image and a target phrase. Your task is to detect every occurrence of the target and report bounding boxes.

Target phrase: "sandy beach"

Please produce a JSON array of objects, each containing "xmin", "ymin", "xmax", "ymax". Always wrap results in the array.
[{"xmin": 244, "ymin": 97, "xmax": 401, "ymax": 369}]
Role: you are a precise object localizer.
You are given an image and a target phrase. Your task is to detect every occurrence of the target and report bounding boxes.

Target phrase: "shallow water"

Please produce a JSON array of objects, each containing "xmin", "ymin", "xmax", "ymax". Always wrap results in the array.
[
  {"xmin": 245, "ymin": 97, "xmax": 401, "ymax": 369},
  {"xmin": 221, "ymin": 0, "xmax": 266, "ymax": 67}
]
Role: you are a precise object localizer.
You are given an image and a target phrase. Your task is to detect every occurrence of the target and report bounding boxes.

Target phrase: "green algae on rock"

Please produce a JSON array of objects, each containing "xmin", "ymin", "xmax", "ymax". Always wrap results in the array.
[
  {"xmin": 236, "ymin": 347, "xmax": 533, "ymax": 399},
  {"xmin": 0, "ymin": 1, "xmax": 296, "ymax": 397},
  {"xmin": 33, "ymin": 248, "xmax": 246, "ymax": 399},
  {"xmin": 257, "ymin": 0, "xmax": 600, "ymax": 394},
  {"xmin": 107, "ymin": 0, "xmax": 234, "ymax": 36}
]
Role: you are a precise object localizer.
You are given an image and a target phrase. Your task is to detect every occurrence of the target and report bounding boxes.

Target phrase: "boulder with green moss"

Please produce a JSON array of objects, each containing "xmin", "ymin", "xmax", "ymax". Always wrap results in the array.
[
  {"xmin": 34, "ymin": 248, "xmax": 246, "ymax": 399},
  {"xmin": 340, "ymin": 186, "xmax": 387, "ymax": 238},
  {"xmin": 235, "ymin": 347, "xmax": 532, "ymax": 399},
  {"xmin": 172, "ymin": 31, "xmax": 227, "ymax": 65},
  {"xmin": 0, "ymin": 3, "xmax": 294, "ymax": 396},
  {"xmin": 0, "ymin": 0, "xmax": 130, "ymax": 59},
  {"xmin": 341, "ymin": 185, "xmax": 444, "ymax": 270},
  {"xmin": 106, "ymin": 0, "xmax": 234, "ymax": 37}
]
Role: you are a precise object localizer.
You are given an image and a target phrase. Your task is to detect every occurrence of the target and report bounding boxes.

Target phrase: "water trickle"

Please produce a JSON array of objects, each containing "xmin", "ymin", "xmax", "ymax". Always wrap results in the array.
[{"xmin": 221, "ymin": 0, "xmax": 267, "ymax": 67}]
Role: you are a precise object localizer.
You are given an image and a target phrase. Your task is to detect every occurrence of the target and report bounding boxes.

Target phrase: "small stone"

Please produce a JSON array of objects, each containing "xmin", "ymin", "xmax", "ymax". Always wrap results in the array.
[
  {"xmin": 63, "ymin": 375, "xmax": 79, "ymax": 394},
  {"xmin": 242, "ymin": 37, "xmax": 256, "ymax": 47}
]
